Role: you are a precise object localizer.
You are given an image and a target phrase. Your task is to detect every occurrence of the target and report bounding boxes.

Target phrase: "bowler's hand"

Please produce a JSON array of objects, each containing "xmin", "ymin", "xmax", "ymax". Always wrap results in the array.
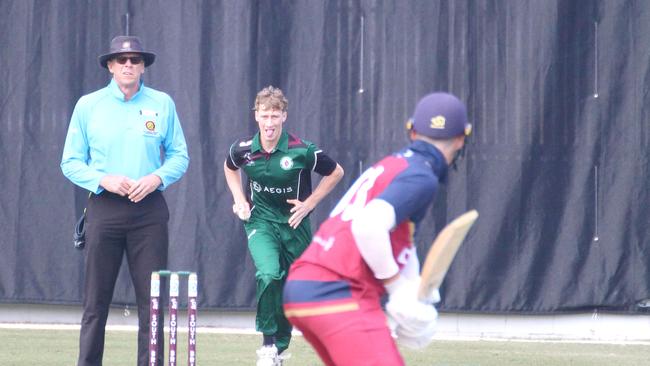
[
  {"xmin": 287, "ymin": 199, "xmax": 314, "ymax": 229},
  {"xmin": 128, "ymin": 174, "xmax": 162, "ymax": 203},
  {"xmin": 100, "ymin": 175, "xmax": 135, "ymax": 196},
  {"xmin": 233, "ymin": 202, "xmax": 251, "ymax": 221}
]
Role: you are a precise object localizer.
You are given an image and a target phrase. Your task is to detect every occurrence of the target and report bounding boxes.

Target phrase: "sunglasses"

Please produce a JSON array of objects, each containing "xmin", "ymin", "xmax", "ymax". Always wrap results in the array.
[{"xmin": 114, "ymin": 55, "xmax": 144, "ymax": 65}]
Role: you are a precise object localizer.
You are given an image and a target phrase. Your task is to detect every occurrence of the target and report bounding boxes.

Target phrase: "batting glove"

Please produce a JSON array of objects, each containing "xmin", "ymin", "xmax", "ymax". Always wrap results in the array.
[
  {"xmin": 393, "ymin": 319, "xmax": 437, "ymax": 349},
  {"xmin": 385, "ymin": 275, "xmax": 439, "ymax": 349}
]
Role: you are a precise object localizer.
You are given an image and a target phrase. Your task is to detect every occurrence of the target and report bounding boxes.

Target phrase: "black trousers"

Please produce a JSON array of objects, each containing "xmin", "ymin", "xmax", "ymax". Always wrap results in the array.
[{"xmin": 78, "ymin": 191, "xmax": 168, "ymax": 366}]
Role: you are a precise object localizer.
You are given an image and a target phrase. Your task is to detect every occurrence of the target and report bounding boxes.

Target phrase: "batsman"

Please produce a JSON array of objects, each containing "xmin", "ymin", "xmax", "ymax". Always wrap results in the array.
[
  {"xmin": 224, "ymin": 86, "xmax": 344, "ymax": 365},
  {"xmin": 283, "ymin": 92, "xmax": 472, "ymax": 365}
]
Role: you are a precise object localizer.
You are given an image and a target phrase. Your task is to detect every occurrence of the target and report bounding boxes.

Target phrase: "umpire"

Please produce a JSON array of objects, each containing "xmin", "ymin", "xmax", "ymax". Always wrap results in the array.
[{"xmin": 61, "ymin": 35, "xmax": 189, "ymax": 366}]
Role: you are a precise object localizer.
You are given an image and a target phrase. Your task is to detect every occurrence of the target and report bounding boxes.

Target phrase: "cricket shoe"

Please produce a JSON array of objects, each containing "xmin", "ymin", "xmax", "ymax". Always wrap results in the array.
[
  {"xmin": 256, "ymin": 344, "xmax": 282, "ymax": 366},
  {"xmin": 278, "ymin": 351, "xmax": 292, "ymax": 364}
]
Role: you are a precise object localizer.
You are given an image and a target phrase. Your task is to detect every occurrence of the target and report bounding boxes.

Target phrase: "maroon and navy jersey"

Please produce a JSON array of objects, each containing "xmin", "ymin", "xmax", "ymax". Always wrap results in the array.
[{"xmin": 286, "ymin": 140, "xmax": 448, "ymax": 304}]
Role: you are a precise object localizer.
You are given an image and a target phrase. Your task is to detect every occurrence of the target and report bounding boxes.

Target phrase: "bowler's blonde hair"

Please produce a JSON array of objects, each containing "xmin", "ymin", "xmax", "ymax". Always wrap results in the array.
[{"xmin": 254, "ymin": 86, "xmax": 288, "ymax": 112}]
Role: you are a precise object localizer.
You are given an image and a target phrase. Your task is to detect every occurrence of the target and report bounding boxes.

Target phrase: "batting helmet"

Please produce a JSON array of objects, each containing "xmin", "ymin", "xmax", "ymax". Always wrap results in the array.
[{"xmin": 406, "ymin": 92, "xmax": 472, "ymax": 139}]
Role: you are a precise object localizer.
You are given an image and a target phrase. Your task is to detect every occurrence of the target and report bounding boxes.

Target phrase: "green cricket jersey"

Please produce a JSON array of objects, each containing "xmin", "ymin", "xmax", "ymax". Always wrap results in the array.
[{"xmin": 226, "ymin": 131, "xmax": 337, "ymax": 223}]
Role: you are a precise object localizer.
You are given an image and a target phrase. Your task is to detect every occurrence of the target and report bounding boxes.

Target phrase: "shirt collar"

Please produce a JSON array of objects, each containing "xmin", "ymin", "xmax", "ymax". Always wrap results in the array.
[
  {"xmin": 408, "ymin": 139, "xmax": 449, "ymax": 183},
  {"xmin": 251, "ymin": 131, "xmax": 289, "ymax": 153},
  {"xmin": 108, "ymin": 79, "xmax": 145, "ymax": 101}
]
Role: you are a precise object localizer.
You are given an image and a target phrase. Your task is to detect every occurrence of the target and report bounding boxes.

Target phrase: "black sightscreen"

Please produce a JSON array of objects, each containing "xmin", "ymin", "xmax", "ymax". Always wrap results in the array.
[{"xmin": 1, "ymin": 0, "xmax": 649, "ymax": 314}]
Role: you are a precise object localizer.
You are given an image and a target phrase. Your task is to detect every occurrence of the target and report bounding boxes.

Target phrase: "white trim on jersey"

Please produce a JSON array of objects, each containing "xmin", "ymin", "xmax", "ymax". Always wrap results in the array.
[
  {"xmin": 295, "ymin": 169, "xmax": 303, "ymax": 199},
  {"xmin": 228, "ymin": 144, "xmax": 240, "ymax": 168},
  {"xmin": 312, "ymin": 149, "xmax": 322, "ymax": 172}
]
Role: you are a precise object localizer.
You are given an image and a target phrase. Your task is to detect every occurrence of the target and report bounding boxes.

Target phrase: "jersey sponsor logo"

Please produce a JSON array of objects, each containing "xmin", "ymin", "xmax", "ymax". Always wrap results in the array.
[
  {"xmin": 251, "ymin": 180, "xmax": 294, "ymax": 194},
  {"xmin": 280, "ymin": 156, "xmax": 294, "ymax": 170},
  {"xmin": 396, "ymin": 246, "xmax": 416, "ymax": 266},
  {"xmin": 264, "ymin": 186, "xmax": 293, "ymax": 194},
  {"xmin": 244, "ymin": 152, "xmax": 254, "ymax": 166},
  {"xmin": 313, "ymin": 235, "xmax": 335, "ymax": 251}
]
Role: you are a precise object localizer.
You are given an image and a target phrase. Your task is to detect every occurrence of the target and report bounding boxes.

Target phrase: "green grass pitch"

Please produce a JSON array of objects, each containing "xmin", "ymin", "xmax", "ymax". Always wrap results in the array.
[{"xmin": 0, "ymin": 328, "xmax": 649, "ymax": 365}]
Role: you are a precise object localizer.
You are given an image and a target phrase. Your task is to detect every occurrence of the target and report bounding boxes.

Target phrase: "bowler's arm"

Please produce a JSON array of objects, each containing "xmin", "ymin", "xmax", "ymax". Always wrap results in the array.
[
  {"xmin": 224, "ymin": 160, "xmax": 249, "ymax": 210},
  {"xmin": 287, "ymin": 163, "xmax": 344, "ymax": 228}
]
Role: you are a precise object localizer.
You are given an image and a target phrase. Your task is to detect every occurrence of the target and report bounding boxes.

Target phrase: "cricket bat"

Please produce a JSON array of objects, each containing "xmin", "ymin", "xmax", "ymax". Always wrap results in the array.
[{"xmin": 418, "ymin": 210, "xmax": 479, "ymax": 301}]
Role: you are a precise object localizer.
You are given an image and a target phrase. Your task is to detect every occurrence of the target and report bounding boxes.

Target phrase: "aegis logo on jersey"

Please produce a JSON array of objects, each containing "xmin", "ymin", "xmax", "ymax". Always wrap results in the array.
[{"xmin": 251, "ymin": 180, "xmax": 294, "ymax": 194}]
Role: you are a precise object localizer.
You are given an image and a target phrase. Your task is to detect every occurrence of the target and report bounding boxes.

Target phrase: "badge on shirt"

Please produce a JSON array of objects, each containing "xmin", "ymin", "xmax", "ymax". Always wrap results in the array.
[
  {"xmin": 280, "ymin": 156, "xmax": 294, "ymax": 170},
  {"xmin": 140, "ymin": 110, "xmax": 161, "ymax": 137},
  {"xmin": 143, "ymin": 120, "xmax": 159, "ymax": 136},
  {"xmin": 145, "ymin": 120, "xmax": 156, "ymax": 131}
]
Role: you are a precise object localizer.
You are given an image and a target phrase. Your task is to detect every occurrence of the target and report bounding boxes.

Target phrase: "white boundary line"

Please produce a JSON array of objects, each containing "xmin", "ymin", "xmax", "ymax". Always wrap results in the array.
[
  {"xmin": 0, "ymin": 323, "xmax": 258, "ymax": 334},
  {"xmin": 2, "ymin": 323, "xmax": 650, "ymax": 345}
]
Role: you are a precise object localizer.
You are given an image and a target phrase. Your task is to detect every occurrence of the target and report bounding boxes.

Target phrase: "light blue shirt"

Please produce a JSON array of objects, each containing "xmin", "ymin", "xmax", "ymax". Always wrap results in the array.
[{"xmin": 61, "ymin": 79, "xmax": 189, "ymax": 193}]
